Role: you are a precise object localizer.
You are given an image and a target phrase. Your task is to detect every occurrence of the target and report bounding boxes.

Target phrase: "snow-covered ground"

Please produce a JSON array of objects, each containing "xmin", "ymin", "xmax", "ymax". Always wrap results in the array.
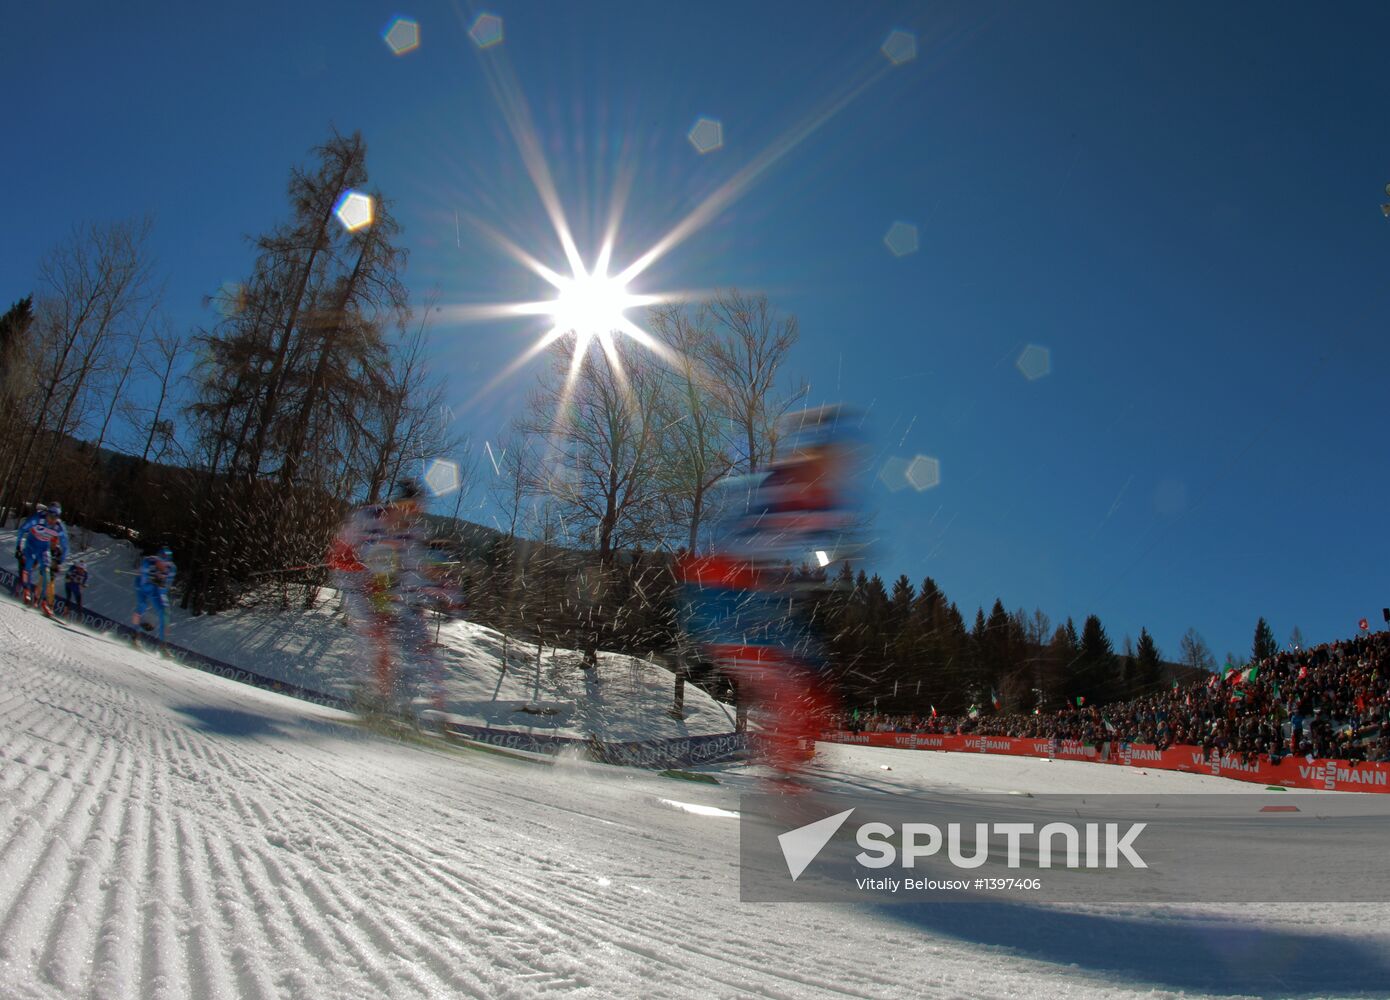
[
  {"xmin": 5, "ymin": 595, "xmax": 1390, "ymax": 999},
  {"xmin": 1, "ymin": 529, "xmax": 734, "ymax": 742}
]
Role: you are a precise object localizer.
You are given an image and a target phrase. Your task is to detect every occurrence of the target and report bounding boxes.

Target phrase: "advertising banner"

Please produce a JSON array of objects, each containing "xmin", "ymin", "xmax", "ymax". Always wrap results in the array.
[
  {"xmin": 822, "ymin": 730, "xmax": 1390, "ymax": 794},
  {"xmin": 443, "ymin": 721, "xmax": 750, "ymax": 768}
]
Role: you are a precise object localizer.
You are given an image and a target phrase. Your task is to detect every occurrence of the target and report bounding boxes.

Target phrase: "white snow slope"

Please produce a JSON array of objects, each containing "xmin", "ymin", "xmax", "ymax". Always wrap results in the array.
[
  {"xmin": 3, "ymin": 598, "xmax": 1390, "ymax": 1000},
  {"xmin": 1, "ymin": 529, "xmax": 734, "ymax": 742}
]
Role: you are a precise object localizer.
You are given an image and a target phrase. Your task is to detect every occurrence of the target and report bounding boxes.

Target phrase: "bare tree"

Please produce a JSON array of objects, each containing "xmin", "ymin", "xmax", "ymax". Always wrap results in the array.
[
  {"xmin": 441, "ymin": 437, "xmax": 480, "ymax": 529},
  {"xmin": 648, "ymin": 303, "xmax": 736, "ymax": 553},
  {"xmin": 490, "ymin": 431, "xmax": 537, "ymax": 540},
  {"xmin": 701, "ymin": 289, "xmax": 803, "ymax": 475},
  {"xmin": 277, "ymin": 191, "xmax": 409, "ymax": 494},
  {"xmin": 0, "ymin": 217, "xmax": 158, "ymax": 509},
  {"xmin": 89, "ymin": 318, "xmax": 148, "ymax": 468},
  {"xmin": 241, "ymin": 131, "xmax": 369, "ymax": 487},
  {"xmin": 481, "ymin": 430, "xmax": 540, "ymax": 676},
  {"xmin": 1179, "ymin": 627, "xmax": 1216, "ymax": 673},
  {"xmin": 182, "ymin": 131, "xmax": 419, "ymax": 610},
  {"xmin": 363, "ymin": 302, "xmax": 454, "ymax": 505},
  {"xmin": 516, "ymin": 340, "xmax": 669, "ymax": 668},
  {"xmin": 0, "ymin": 297, "xmax": 36, "ymax": 520},
  {"xmin": 522, "ymin": 339, "xmax": 668, "ymax": 568},
  {"xmin": 133, "ymin": 318, "xmax": 183, "ymax": 466}
]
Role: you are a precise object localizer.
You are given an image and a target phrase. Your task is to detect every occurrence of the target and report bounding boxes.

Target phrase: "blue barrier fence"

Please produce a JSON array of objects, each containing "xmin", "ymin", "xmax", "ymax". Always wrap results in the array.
[
  {"xmin": 442, "ymin": 721, "xmax": 749, "ymax": 769},
  {"xmin": 1, "ymin": 566, "xmax": 747, "ymax": 768}
]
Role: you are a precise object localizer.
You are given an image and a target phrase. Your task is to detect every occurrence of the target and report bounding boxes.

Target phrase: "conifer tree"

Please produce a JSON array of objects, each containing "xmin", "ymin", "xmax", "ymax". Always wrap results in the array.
[
  {"xmin": 1134, "ymin": 627, "xmax": 1163, "ymax": 693},
  {"xmin": 1252, "ymin": 617, "xmax": 1279, "ymax": 663},
  {"xmin": 1077, "ymin": 614, "xmax": 1118, "ymax": 704}
]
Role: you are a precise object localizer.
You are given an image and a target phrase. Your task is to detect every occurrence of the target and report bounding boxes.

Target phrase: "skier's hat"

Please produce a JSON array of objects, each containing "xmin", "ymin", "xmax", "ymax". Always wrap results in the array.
[
  {"xmin": 46, "ymin": 502, "xmax": 62, "ymax": 516},
  {"xmin": 35, "ymin": 503, "xmax": 47, "ymax": 513},
  {"xmin": 778, "ymin": 405, "xmax": 851, "ymax": 448}
]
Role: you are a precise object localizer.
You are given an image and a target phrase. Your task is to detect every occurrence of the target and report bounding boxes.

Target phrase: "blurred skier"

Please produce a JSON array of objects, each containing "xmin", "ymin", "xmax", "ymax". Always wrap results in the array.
[
  {"xmin": 20, "ymin": 502, "xmax": 68, "ymax": 615},
  {"xmin": 132, "ymin": 547, "xmax": 176, "ymax": 641},
  {"xmin": 330, "ymin": 479, "xmax": 447, "ymax": 720},
  {"xmin": 676, "ymin": 406, "xmax": 864, "ymax": 784},
  {"xmin": 329, "ymin": 499, "xmax": 386, "ymax": 634},
  {"xmin": 64, "ymin": 560, "xmax": 89, "ymax": 616}
]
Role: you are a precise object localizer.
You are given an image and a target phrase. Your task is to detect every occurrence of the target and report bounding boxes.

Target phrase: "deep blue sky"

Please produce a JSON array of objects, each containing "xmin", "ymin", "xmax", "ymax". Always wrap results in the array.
[{"xmin": 6, "ymin": 1, "xmax": 1390, "ymax": 664}]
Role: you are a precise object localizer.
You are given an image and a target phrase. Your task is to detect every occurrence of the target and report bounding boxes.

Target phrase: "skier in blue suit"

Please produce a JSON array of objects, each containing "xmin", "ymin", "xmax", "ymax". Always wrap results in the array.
[
  {"xmin": 12, "ymin": 503, "xmax": 44, "ymax": 596},
  {"xmin": 133, "ymin": 547, "xmax": 176, "ymax": 641},
  {"xmin": 21, "ymin": 502, "xmax": 68, "ymax": 613},
  {"xmin": 64, "ymin": 560, "xmax": 89, "ymax": 616}
]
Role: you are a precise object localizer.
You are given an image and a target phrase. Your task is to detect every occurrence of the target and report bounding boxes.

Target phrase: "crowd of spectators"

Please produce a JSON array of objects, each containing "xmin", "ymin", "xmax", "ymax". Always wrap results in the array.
[{"xmin": 832, "ymin": 630, "xmax": 1390, "ymax": 766}]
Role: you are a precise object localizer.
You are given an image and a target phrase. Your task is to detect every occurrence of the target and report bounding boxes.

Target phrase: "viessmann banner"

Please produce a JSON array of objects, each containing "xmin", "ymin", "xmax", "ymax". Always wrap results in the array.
[
  {"xmin": 824, "ymin": 730, "xmax": 1390, "ymax": 794},
  {"xmin": 740, "ymin": 791, "xmax": 1390, "ymax": 903}
]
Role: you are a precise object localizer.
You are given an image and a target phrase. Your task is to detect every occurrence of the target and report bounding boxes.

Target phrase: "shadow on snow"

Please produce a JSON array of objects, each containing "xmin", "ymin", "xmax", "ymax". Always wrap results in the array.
[
  {"xmin": 173, "ymin": 704, "xmax": 290, "ymax": 739},
  {"xmin": 880, "ymin": 899, "xmax": 1390, "ymax": 998}
]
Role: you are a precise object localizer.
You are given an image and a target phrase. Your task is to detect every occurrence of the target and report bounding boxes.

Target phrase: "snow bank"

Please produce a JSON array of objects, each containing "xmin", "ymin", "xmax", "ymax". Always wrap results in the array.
[{"xmin": 2, "ymin": 528, "xmax": 736, "ymax": 742}]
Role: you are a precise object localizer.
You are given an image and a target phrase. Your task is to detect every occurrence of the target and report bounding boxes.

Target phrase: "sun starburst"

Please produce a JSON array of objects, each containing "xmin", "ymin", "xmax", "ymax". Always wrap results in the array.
[
  {"xmin": 549, "ymin": 267, "xmax": 636, "ymax": 347},
  {"xmin": 441, "ymin": 11, "xmax": 913, "ymax": 416},
  {"xmin": 438, "ymin": 230, "xmax": 676, "ymax": 411}
]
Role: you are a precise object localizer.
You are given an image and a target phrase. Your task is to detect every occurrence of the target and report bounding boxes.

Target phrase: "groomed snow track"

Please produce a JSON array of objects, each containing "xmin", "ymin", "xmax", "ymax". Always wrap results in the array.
[{"xmin": 3, "ymin": 600, "xmax": 1390, "ymax": 999}]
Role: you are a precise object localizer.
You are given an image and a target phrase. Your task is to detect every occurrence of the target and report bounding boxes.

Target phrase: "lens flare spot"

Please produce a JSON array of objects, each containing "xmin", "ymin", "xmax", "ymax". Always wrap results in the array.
[
  {"xmin": 334, "ymin": 191, "xmax": 374, "ymax": 232},
  {"xmin": 469, "ymin": 12, "xmax": 504, "ymax": 48},
  {"xmin": 881, "ymin": 29, "xmax": 918, "ymax": 66},
  {"xmin": 687, "ymin": 117, "xmax": 724, "ymax": 154},
  {"xmin": 905, "ymin": 454, "xmax": 940, "ymax": 492},
  {"xmin": 884, "ymin": 221, "xmax": 919, "ymax": 257},
  {"xmin": 423, "ymin": 458, "xmax": 461, "ymax": 497},
  {"xmin": 879, "ymin": 456, "xmax": 909, "ymax": 492},
  {"xmin": 1016, "ymin": 344, "xmax": 1051, "ymax": 381},
  {"xmin": 383, "ymin": 17, "xmax": 421, "ymax": 56}
]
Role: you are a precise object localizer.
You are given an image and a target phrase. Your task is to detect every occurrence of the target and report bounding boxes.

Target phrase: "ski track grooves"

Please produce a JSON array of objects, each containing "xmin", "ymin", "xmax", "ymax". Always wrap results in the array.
[{"xmin": 0, "ymin": 598, "xmax": 1166, "ymax": 1000}]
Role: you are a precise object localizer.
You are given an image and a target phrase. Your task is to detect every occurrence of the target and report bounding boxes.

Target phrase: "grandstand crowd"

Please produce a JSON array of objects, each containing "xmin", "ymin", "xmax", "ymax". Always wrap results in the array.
[{"xmin": 835, "ymin": 630, "xmax": 1390, "ymax": 765}]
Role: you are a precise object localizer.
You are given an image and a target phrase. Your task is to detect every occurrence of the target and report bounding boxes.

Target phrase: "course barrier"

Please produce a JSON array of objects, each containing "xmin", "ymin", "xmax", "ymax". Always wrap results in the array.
[
  {"xmin": 443, "ymin": 722, "xmax": 750, "ymax": 768},
  {"xmin": 823, "ymin": 730, "xmax": 1390, "ymax": 793},
  {"xmin": 1, "ymin": 567, "xmax": 746, "ymax": 769}
]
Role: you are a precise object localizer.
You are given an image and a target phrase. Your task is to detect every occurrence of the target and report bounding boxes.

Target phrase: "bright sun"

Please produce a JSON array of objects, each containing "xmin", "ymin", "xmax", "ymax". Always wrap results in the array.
[
  {"xmin": 548, "ymin": 266, "xmax": 635, "ymax": 343},
  {"xmin": 443, "ymin": 21, "xmax": 913, "ymax": 416}
]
